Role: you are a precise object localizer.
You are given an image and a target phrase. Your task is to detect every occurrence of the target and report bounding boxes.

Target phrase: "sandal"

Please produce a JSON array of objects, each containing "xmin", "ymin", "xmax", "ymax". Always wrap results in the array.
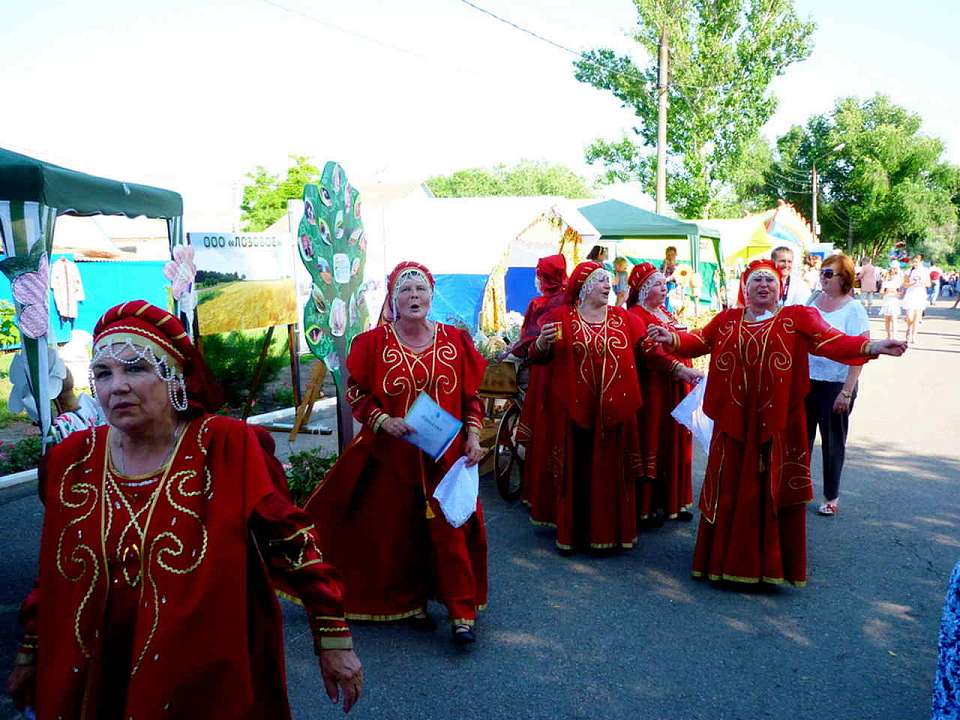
[
  {"xmin": 817, "ymin": 501, "xmax": 839, "ymax": 516},
  {"xmin": 451, "ymin": 623, "xmax": 476, "ymax": 645}
]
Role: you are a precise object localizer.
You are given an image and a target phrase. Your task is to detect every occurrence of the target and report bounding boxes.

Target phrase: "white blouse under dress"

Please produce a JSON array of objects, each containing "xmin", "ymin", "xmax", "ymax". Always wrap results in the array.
[{"xmin": 808, "ymin": 299, "xmax": 870, "ymax": 383}]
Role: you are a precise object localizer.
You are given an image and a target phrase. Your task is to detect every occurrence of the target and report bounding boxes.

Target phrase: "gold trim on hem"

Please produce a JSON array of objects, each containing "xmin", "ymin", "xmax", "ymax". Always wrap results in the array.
[
  {"xmin": 555, "ymin": 540, "xmax": 635, "ymax": 550},
  {"xmin": 693, "ymin": 571, "xmax": 806, "ymax": 587},
  {"xmin": 529, "ymin": 517, "xmax": 557, "ymax": 528},
  {"xmin": 345, "ymin": 608, "xmax": 425, "ymax": 622}
]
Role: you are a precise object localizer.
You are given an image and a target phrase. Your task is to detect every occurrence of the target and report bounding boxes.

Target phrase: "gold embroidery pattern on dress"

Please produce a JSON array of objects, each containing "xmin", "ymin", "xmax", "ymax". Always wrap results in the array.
[
  {"xmin": 600, "ymin": 313, "xmax": 627, "ymax": 397},
  {"xmin": 570, "ymin": 314, "xmax": 593, "ymax": 389},
  {"xmin": 712, "ymin": 319, "xmax": 741, "ymax": 408},
  {"xmin": 381, "ymin": 340, "xmax": 415, "ymax": 409},
  {"xmin": 758, "ymin": 316, "xmax": 791, "ymax": 412},
  {"xmin": 432, "ymin": 328, "xmax": 460, "ymax": 398},
  {"xmin": 55, "ymin": 431, "xmax": 100, "ymax": 658},
  {"xmin": 105, "ymin": 471, "xmax": 160, "ymax": 588},
  {"xmin": 130, "ymin": 423, "xmax": 201, "ymax": 676},
  {"xmin": 267, "ymin": 524, "xmax": 325, "ymax": 570}
]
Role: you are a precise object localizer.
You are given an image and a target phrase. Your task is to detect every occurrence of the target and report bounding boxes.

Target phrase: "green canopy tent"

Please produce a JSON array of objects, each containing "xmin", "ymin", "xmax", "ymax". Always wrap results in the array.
[
  {"xmin": 0, "ymin": 147, "xmax": 184, "ymax": 449},
  {"xmin": 578, "ymin": 199, "xmax": 723, "ymax": 303}
]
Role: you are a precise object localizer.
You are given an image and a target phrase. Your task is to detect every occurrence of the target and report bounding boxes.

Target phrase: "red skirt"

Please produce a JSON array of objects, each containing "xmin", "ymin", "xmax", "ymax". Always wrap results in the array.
[
  {"xmin": 529, "ymin": 416, "xmax": 642, "ymax": 551},
  {"xmin": 691, "ymin": 430, "xmax": 807, "ymax": 586},
  {"xmin": 637, "ymin": 376, "xmax": 693, "ymax": 520},
  {"xmin": 306, "ymin": 435, "xmax": 488, "ymax": 622},
  {"xmin": 518, "ymin": 364, "xmax": 558, "ymax": 522}
]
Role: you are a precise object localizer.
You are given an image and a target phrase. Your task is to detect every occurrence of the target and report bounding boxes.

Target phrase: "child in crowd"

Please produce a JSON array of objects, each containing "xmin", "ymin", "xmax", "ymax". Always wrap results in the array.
[
  {"xmin": 880, "ymin": 266, "xmax": 903, "ymax": 340},
  {"xmin": 612, "ymin": 257, "xmax": 629, "ymax": 306}
]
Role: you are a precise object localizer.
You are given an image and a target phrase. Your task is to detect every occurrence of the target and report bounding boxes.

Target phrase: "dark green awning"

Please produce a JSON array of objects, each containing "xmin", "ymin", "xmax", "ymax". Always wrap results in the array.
[
  {"xmin": 0, "ymin": 147, "xmax": 182, "ymax": 219},
  {"xmin": 579, "ymin": 199, "xmax": 719, "ymax": 240}
]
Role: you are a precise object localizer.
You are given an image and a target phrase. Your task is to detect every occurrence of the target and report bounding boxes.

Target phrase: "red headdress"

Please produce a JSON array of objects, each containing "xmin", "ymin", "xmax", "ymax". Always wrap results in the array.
[
  {"xmin": 565, "ymin": 261, "xmax": 606, "ymax": 305},
  {"xmin": 628, "ymin": 262, "xmax": 657, "ymax": 291},
  {"xmin": 379, "ymin": 261, "xmax": 436, "ymax": 324},
  {"xmin": 737, "ymin": 259, "xmax": 781, "ymax": 307},
  {"xmin": 535, "ymin": 254, "xmax": 567, "ymax": 296},
  {"xmin": 626, "ymin": 262, "xmax": 665, "ymax": 308},
  {"xmin": 92, "ymin": 300, "xmax": 223, "ymax": 414}
]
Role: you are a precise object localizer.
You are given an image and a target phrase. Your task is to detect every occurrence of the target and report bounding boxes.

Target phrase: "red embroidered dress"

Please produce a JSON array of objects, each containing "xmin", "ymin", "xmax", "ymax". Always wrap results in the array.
[
  {"xmin": 514, "ymin": 255, "xmax": 567, "ymax": 513},
  {"xmin": 527, "ymin": 303, "xmax": 651, "ymax": 550},
  {"xmin": 672, "ymin": 306, "xmax": 874, "ymax": 585},
  {"xmin": 629, "ymin": 303, "xmax": 694, "ymax": 520},
  {"xmin": 305, "ymin": 323, "xmax": 488, "ymax": 625},
  {"xmin": 20, "ymin": 415, "xmax": 350, "ymax": 720}
]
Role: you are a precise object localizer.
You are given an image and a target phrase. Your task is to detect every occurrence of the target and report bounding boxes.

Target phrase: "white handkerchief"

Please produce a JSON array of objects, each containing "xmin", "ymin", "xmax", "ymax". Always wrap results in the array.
[
  {"xmin": 671, "ymin": 375, "xmax": 714, "ymax": 453},
  {"xmin": 432, "ymin": 456, "xmax": 479, "ymax": 528}
]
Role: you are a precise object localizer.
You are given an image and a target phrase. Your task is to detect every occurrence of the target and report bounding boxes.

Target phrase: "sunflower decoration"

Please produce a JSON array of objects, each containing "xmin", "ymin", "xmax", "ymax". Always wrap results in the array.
[{"xmin": 675, "ymin": 265, "xmax": 693, "ymax": 287}]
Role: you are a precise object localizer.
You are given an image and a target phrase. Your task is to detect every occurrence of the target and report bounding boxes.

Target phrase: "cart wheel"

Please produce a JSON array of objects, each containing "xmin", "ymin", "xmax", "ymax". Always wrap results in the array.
[{"xmin": 494, "ymin": 402, "xmax": 523, "ymax": 501}]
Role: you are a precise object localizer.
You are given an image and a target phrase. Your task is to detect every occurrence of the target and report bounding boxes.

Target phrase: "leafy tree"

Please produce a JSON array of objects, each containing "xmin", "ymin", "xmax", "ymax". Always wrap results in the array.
[
  {"xmin": 240, "ymin": 155, "xmax": 321, "ymax": 231},
  {"xmin": 710, "ymin": 133, "xmax": 774, "ymax": 217},
  {"xmin": 427, "ymin": 161, "xmax": 593, "ymax": 198},
  {"xmin": 574, "ymin": 0, "xmax": 814, "ymax": 218},
  {"xmin": 762, "ymin": 95, "xmax": 959, "ymax": 262}
]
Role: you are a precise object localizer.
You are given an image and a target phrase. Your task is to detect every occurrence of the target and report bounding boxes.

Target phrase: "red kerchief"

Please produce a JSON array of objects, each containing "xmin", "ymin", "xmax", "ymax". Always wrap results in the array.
[
  {"xmin": 536, "ymin": 254, "xmax": 567, "ymax": 296},
  {"xmin": 565, "ymin": 261, "xmax": 605, "ymax": 305},
  {"xmin": 628, "ymin": 262, "xmax": 658, "ymax": 290},
  {"xmin": 737, "ymin": 259, "xmax": 781, "ymax": 307}
]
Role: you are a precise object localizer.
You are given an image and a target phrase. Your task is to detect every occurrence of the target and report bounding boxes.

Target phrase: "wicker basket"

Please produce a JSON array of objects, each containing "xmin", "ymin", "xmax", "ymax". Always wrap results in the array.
[{"xmin": 478, "ymin": 361, "xmax": 518, "ymax": 398}]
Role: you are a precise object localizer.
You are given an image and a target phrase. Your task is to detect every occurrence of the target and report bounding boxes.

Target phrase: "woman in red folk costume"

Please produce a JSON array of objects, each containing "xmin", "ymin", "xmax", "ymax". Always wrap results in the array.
[
  {"xmin": 627, "ymin": 263, "xmax": 703, "ymax": 526},
  {"xmin": 648, "ymin": 261, "xmax": 906, "ymax": 586},
  {"xmin": 513, "ymin": 254, "xmax": 567, "ymax": 513},
  {"xmin": 527, "ymin": 261, "xmax": 672, "ymax": 552},
  {"xmin": 7, "ymin": 301, "xmax": 362, "ymax": 720},
  {"xmin": 305, "ymin": 261, "xmax": 488, "ymax": 644}
]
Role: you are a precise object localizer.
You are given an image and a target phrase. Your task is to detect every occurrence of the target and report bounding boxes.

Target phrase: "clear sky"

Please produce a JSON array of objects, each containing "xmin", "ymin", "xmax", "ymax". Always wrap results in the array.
[{"xmin": 3, "ymin": 0, "xmax": 957, "ymax": 229}]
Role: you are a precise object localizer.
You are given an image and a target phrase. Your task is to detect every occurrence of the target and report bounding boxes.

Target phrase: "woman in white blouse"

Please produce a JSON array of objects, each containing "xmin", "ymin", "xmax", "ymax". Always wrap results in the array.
[{"xmin": 806, "ymin": 254, "xmax": 870, "ymax": 516}]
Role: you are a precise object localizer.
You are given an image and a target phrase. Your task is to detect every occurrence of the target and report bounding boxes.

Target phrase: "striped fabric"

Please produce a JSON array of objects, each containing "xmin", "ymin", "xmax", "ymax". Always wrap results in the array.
[{"xmin": 0, "ymin": 200, "xmax": 58, "ymax": 447}]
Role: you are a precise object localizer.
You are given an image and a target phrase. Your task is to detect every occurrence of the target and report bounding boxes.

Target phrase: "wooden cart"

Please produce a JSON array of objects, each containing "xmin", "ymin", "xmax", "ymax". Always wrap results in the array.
[{"xmin": 477, "ymin": 360, "xmax": 524, "ymax": 501}]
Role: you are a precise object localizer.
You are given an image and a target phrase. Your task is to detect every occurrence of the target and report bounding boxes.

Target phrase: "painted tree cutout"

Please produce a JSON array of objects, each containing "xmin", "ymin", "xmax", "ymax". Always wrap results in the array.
[{"xmin": 297, "ymin": 162, "xmax": 368, "ymax": 446}]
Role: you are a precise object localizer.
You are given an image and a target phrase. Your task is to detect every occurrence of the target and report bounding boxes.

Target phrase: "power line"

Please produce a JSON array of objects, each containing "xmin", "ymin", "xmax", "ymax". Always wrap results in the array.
[
  {"xmin": 456, "ymin": 0, "xmax": 735, "ymax": 94},
  {"xmin": 458, "ymin": 0, "xmax": 578, "ymax": 55},
  {"xmin": 256, "ymin": 0, "xmax": 482, "ymax": 77}
]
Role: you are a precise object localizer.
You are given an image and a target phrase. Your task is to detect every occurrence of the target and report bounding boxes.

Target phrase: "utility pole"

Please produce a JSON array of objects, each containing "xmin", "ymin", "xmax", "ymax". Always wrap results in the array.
[
  {"xmin": 655, "ymin": 26, "xmax": 669, "ymax": 215},
  {"xmin": 811, "ymin": 163, "xmax": 819, "ymax": 242}
]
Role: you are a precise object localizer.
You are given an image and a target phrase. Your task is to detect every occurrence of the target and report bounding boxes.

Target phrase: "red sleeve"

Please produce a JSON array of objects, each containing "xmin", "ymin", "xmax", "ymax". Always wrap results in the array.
[
  {"xmin": 526, "ymin": 306, "xmax": 563, "ymax": 364},
  {"xmin": 793, "ymin": 306, "xmax": 873, "ymax": 365},
  {"xmin": 250, "ymin": 488, "xmax": 352, "ymax": 652},
  {"xmin": 457, "ymin": 328, "xmax": 487, "ymax": 434},
  {"xmin": 16, "ymin": 584, "xmax": 39, "ymax": 661},
  {"xmin": 512, "ymin": 297, "xmax": 546, "ymax": 358},
  {"xmin": 344, "ymin": 329, "xmax": 390, "ymax": 433},
  {"xmin": 671, "ymin": 311, "xmax": 726, "ymax": 358},
  {"xmin": 14, "ymin": 441, "xmax": 64, "ymax": 664},
  {"xmin": 625, "ymin": 308, "xmax": 680, "ymax": 375}
]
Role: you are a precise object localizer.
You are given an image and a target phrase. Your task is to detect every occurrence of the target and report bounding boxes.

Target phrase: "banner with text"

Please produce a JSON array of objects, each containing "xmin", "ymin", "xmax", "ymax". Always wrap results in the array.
[{"xmin": 187, "ymin": 232, "xmax": 298, "ymax": 334}]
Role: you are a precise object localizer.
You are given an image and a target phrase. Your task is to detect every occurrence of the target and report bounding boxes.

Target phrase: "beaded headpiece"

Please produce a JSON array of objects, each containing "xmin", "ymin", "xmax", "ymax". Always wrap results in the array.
[
  {"xmin": 565, "ymin": 261, "xmax": 605, "ymax": 306},
  {"xmin": 628, "ymin": 262, "xmax": 665, "ymax": 308},
  {"xmin": 380, "ymin": 261, "xmax": 436, "ymax": 324},
  {"xmin": 737, "ymin": 259, "xmax": 781, "ymax": 307},
  {"xmin": 91, "ymin": 301, "xmax": 193, "ymax": 412}
]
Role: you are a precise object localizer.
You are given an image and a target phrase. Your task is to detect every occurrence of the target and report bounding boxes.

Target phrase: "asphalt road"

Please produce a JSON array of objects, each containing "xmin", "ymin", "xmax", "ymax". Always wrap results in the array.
[{"xmin": 1, "ymin": 306, "xmax": 958, "ymax": 720}]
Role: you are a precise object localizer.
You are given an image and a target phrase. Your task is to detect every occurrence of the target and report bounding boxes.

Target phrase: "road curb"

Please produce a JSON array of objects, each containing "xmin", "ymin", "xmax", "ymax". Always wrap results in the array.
[{"xmin": 0, "ymin": 468, "xmax": 38, "ymax": 491}]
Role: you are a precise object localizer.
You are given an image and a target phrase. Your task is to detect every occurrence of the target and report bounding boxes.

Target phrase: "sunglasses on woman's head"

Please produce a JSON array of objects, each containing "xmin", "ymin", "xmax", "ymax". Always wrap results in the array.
[{"xmin": 820, "ymin": 268, "xmax": 835, "ymax": 278}]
